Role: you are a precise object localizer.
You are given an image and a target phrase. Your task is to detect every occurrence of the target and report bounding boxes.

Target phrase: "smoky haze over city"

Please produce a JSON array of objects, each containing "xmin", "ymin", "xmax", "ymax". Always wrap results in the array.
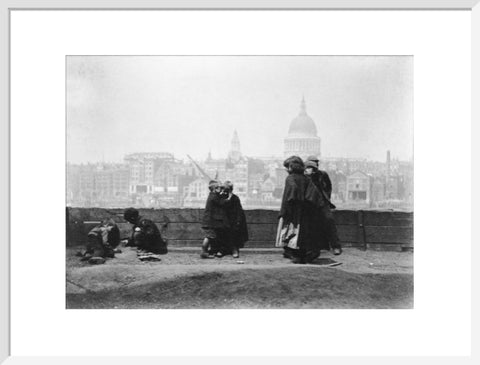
[
  {"xmin": 66, "ymin": 56, "xmax": 413, "ymax": 210},
  {"xmin": 67, "ymin": 56, "xmax": 413, "ymax": 163}
]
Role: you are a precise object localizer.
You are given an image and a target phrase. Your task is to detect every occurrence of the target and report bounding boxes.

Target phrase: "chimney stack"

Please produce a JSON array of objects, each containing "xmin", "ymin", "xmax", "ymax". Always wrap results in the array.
[{"xmin": 386, "ymin": 150, "xmax": 391, "ymax": 178}]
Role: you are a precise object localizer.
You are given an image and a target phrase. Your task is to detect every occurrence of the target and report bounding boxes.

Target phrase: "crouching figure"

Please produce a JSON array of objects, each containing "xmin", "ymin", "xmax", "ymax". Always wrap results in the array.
[
  {"xmin": 123, "ymin": 207, "xmax": 168, "ymax": 255},
  {"xmin": 78, "ymin": 218, "xmax": 121, "ymax": 265}
]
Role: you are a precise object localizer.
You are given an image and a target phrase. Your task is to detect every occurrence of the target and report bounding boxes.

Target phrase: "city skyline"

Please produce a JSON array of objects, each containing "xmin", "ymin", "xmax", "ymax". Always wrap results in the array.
[
  {"xmin": 67, "ymin": 56, "xmax": 413, "ymax": 164},
  {"xmin": 65, "ymin": 144, "xmax": 411, "ymax": 165},
  {"xmin": 67, "ymin": 149, "xmax": 413, "ymax": 211}
]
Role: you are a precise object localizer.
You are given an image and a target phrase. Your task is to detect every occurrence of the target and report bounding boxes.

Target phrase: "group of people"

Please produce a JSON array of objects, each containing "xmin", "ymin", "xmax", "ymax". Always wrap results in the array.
[
  {"xmin": 77, "ymin": 155, "xmax": 340, "ymax": 265},
  {"xmin": 277, "ymin": 155, "xmax": 341, "ymax": 264},
  {"xmin": 77, "ymin": 207, "xmax": 168, "ymax": 264},
  {"xmin": 200, "ymin": 180, "xmax": 249, "ymax": 259},
  {"xmin": 77, "ymin": 181, "xmax": 248, "ymax": 263}
]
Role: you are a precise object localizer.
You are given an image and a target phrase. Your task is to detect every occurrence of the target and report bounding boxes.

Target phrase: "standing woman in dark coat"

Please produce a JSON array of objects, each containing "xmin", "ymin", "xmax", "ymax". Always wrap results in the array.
[
  {"xmin": 223, "ymin": 181, "xmax": 248, "ymax": 258},
  {"xmin": 303, "ymin": 161, "xmax": 332, "ymax": 262},
  {"xmin": 305, "ymin": 156, "xmax": 342, "ymax": 256},
  {"xmin": 276, "ymin": 156, "xmax": 313, "ymax": 264}
]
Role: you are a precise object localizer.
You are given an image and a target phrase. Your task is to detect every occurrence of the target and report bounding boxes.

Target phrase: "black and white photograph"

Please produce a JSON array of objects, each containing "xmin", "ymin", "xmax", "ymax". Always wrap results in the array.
[
  {"xmin": 5, "ymin": 2, "xmax": 476, "ymax": 359},
  {"xmin": 65, "ymin": 55, "xmax": 413, "ymax": 309}
]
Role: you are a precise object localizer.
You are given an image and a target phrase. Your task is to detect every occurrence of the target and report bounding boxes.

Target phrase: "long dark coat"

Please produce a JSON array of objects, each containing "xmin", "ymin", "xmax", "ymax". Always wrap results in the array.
[
  {"xmin": 201, "ymin": 192, "xmax": 231, "ymax": 229},
  {"xmin": 279, "ymin": 173, "xmax": 307, "ymax": 224},
  {"xmin": 304, "ymin": 178, "xmax": 332, "ymax": 251},
  {"xmin": 310, "ymin": 170, "xmax": 336, "ymax": 209},
  {"xmin": 225, "ymin": 193, "xmax": 249, "ymax": 248},
  {"xmin": 279, "ymin": 172, "xmax": 315, "ymax": 252}
]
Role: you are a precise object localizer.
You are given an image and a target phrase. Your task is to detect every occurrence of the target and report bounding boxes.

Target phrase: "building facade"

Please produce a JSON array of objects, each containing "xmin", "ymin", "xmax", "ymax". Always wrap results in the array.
[
  {"xmin": 346, "ymin": 171, "xmax": 372, "ymax": 206},
  {"xmin": 66, "ymin": 163, "xmax": 130, "ymax": 207},
  {"xmin": 124, "ymin": 152, "xmax": 174, "ymax": 194}
]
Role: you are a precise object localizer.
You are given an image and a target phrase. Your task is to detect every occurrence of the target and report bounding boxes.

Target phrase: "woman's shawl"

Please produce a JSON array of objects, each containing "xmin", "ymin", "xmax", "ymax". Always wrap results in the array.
[{"xmin": 279, "ymin": 173, "xmax": 308, "ymax": 224}]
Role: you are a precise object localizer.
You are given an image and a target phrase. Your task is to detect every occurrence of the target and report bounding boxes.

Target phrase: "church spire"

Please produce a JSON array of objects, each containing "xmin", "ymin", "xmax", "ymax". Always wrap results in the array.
[
  {"xmin": 231, "ymin": 129, "xmax": 240, "ymax": 151},
  {"xmin": 229, "ymin": 129, "xmax": 241, "ymax": 162},
  {"xmin": 232, "ymin": 129, "xmax": 240, "ymax": 144},
  {"xmin": 300, "ymin": 95, "xmax": 307, "ymax": 114}
]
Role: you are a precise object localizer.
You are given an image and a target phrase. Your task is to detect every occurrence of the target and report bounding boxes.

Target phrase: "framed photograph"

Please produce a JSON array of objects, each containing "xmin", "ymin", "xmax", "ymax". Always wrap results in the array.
[{"xmin": 2, "ymin": 0, "xmax": 478, "ymax": 363}]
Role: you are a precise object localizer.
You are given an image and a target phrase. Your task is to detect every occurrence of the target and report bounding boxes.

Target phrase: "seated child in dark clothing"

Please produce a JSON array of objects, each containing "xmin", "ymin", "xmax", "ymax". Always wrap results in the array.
[{"xmin": 123, "ymin": 207, "xmax": 168, "ymax": 255}]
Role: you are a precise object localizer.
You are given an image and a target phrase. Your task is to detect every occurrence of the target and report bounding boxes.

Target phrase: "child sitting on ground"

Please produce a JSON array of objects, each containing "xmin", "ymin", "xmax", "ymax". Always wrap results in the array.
[{"xmin": 77, "ymin": 218, "xmax": 121, "ymax": 265}]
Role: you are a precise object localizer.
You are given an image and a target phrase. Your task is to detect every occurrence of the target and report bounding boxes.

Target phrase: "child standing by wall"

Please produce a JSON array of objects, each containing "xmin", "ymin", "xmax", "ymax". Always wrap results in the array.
[
  {"xmin": 223, "ymin": 181, "xmax": 248, "ymax": 258},
  {"xmin": 200, "ymin": 180, "xmax": 232, "ymax": 258}
]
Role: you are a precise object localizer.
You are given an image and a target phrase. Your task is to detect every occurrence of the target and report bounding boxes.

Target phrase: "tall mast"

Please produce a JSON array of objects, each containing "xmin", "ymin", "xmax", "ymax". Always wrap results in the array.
[{"xmin": 186, "ymin": 154, "xmax": 212, "ymax": 181}]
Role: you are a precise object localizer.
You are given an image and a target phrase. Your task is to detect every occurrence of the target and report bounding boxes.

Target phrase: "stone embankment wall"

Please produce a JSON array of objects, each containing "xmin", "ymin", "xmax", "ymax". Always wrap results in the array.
[{"xmin": 67, "ymin": 208, "xmax": 413, "ymax": 252}]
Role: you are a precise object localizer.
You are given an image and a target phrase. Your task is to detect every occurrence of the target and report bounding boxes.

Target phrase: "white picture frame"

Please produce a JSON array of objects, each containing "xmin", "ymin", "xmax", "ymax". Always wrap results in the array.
[{"xmin": 2, "ymin": 0, "xmax": 479, "ymax": 363}]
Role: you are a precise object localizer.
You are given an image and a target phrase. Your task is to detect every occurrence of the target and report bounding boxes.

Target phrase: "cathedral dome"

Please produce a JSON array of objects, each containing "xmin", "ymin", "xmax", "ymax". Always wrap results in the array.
[
  {"xmin": 287, "ymin": 97, "xmax": 318, "ymax": 136},
  {"xmin": 284, "ymin": 97, "xmax": 321, "ymax": 160}
]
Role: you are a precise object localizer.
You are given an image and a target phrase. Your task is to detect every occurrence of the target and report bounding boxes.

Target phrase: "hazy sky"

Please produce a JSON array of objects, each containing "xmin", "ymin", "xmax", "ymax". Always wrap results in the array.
[{"xmin": 67, "ymin": 56, "xmax": 413, "ymax": 163}]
